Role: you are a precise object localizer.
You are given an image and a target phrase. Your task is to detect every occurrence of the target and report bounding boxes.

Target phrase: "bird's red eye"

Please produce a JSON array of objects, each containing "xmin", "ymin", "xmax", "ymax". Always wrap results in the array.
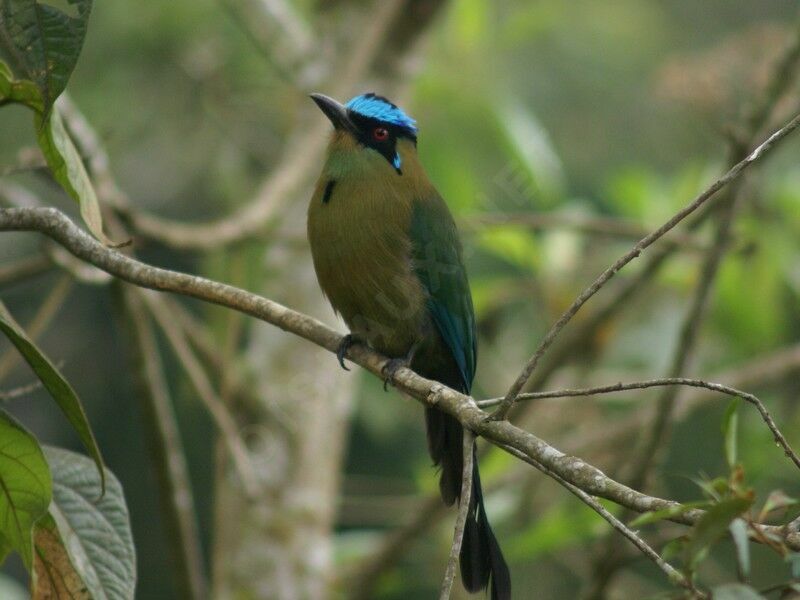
[{"xmin": 373, "ymin": 127, "xmax": 389, "ymax": 141}]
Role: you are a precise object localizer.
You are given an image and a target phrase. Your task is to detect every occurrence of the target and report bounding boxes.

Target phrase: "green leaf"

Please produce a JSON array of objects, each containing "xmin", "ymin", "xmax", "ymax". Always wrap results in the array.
[
  {"xmin": 34, "ymin": 107, "xmax": 114, "ymax": 244},
  {"xmin": 729, "ymin": 518, "xmax": 750, "ymax": 578},
  {"xmin": 32, "ymin": 513, "xmax": 90, "ymax": 599},
  {"xmin": 686, "ymin": 495, "xmax": 753, "ymax": 569},
  {"xmin": 722, "ymin": 398, "xmax": 740, "ymax": 468},
  {"xmin": 0, "ymin": 301, "xmax": 105, "ymax": 491},
  {"xmin": 0, "ymin": 409, "xmax": 52, "ymax": 569},
  {"xmin": 0, "ymin": 533, "xmax": 10, "ymax": 564},
  {"xmin": 0, "ymin": 0, "xmax": 93, "ymax": 114},
  {"xmin": 630, "ymin": 501, "xmax": 710, "ymax": 527},
  {"xmin": 44, "ymin": 447, "xmax": 136, "ymax": 600},
  {"xmin": 710, "ymin": 583, "xmax": 766, "ymax": 600},
  {"xmin": 0, "ymin": 59, "xmax": 43, "ymax": 109}
]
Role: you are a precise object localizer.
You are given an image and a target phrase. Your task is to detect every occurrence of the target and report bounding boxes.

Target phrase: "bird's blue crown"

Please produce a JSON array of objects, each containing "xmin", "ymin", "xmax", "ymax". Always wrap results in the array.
[{"xmin": 346, "ymin": 93, "xmax": 418, "ymax": 135}]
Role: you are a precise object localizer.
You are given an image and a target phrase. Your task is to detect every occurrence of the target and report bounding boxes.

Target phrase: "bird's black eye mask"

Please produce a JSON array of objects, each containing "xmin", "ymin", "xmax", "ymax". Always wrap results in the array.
[{"xmin": 347, "ymin": 111, "xmax": 417, "ymax": 175}]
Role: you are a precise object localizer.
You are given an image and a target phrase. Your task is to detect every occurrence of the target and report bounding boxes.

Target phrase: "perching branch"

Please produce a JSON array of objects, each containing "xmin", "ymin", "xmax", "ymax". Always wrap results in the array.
[
  {"xmin": 4, "ymin": 205, "xmax": 800, "ymax": 552},
  {"xmin": 439, "ymin": 430, "xmax": 474, "ymax": 600},
  {"xmin": 492, "ymin": 110, "xmax": 800, "ymax": 420}
]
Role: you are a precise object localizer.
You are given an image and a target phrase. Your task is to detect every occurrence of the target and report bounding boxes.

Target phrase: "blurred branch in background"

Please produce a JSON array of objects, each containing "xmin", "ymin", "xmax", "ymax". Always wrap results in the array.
[
  {"xmin": 218, "ymin": 0, "xmax": 316, "ymax": 85},
  {"xmin": 462, "ymin": 211, "xmax": 707, "ymax": 250},
  {"xmin": 119, "ymin": 287, "xmax": 208, "ymax": 600},
  {"xmin": 140, "ymin": 289, "xmax": 261, "ymax": 499}
]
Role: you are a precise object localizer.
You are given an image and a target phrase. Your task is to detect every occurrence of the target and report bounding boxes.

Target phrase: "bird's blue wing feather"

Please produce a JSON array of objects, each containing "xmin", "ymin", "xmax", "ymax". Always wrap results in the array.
[{"xmin": 410, "ymin": 196, "xmax": 476, "ymax": 393}]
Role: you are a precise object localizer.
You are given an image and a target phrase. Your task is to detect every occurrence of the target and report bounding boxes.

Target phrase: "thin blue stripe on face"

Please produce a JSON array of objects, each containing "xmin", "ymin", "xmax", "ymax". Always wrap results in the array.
[{"xmin": 346, "ymin": 93, "xmax": 418, "ymax": 135}]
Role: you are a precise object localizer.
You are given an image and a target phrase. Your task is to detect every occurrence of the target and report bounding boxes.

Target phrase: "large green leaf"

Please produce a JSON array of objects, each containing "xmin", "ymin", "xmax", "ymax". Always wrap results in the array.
[
  {"xmin": 0, "ymin": 301, "xmax": 105, "ymax": 491},
  {"xmin": 0, "ymin": 410, "xmax": 52, "ymax": 569},
  {"xmin": 0, "ymin": 0, "xmax": 93, "ymax": 114},
  {"xmin": 44, "ymin": 447, "xmax": 136, "ymax": 600},
  {"xmin": 34, "ymin": 106, "xmax": 114, "ymax": 244}
]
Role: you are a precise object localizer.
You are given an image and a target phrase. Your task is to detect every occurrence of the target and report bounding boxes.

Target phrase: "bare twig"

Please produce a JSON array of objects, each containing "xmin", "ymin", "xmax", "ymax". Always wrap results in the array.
[
  {"xmin": 119, "ymin": 287, "xmax": 208, "ymax": 600},
  {"xmin": 492, "ymin": 111, "xmax": 800, "ymax": 420},
  {"xmin": 5, "ymin": 206, "xmax": 800, "ymax": 553},
  {"xmin": 439, "ymin": 430, "xmax": 474, "ymax": 600},
  {"xmin": 480, "ymin": 377, "xmax": 800, "ymax": 470},
  {"xmin": 499, "ymin": 443, "xmax": 700, "ymax": 595}
]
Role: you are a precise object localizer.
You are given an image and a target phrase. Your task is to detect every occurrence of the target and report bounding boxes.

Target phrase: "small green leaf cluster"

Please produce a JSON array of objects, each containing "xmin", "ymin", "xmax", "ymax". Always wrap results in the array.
[{"xmin": 633, "ymin": 401, "xmax": 800, "ymax": 598}]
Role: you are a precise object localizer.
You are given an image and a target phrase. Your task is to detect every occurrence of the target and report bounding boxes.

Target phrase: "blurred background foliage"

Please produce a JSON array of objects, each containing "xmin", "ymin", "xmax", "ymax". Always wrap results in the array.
[{"xmin": 2, "ymin": 0, "xmax": 800, "ymax": 598}]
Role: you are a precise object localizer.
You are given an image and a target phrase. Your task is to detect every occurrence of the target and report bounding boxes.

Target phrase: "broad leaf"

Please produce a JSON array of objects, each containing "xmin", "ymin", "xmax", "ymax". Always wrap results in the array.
[
  {"xmin": 0, "ymin": 301, "xmax": 105, "ymax": 491},
  {"xmin": 0, "ymin": 410, "xmax": 52, "ymax": 569},
  {"xmin": 32, "ymin": 513, "xmax": 90, "ymax": 599},
  {"xmin": 0, "ymin": 0, "xmax": 93, "ymax": 114},
  {"xmin": 45, "ymin": 447, "xmax": 136, "ymax": 600},
  {"xmin": 35, "ymin": 106, "xmax": 114, "ymax": 244}
]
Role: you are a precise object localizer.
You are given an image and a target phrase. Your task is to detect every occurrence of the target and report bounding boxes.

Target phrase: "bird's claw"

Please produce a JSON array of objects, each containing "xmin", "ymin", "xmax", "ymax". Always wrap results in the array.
[
  {"xmin": 336, "ymin": 334, "xmax": 356, "ymax": 371},
  {"xmin": 381, "ymin": 358, "xmax": 408, "ymax": 391}
]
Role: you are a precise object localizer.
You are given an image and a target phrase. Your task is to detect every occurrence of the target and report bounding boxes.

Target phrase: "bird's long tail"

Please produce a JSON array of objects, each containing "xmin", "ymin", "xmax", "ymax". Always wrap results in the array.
[{"xmin": 425, "ymin": 408, "xmax": 511, "ymax": 600}]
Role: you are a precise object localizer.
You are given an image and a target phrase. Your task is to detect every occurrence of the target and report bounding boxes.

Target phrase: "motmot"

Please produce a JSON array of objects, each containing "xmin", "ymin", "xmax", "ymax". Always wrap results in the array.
[{"xmin": 307, "ymin": 92, "xmax": 511, "ymax": 599}]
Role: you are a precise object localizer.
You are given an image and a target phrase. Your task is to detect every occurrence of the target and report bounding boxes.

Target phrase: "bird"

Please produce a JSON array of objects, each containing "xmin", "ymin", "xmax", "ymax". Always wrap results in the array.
[{"xmin": 307, "ymin": 92, "xmax": 511, "ymax": 599}]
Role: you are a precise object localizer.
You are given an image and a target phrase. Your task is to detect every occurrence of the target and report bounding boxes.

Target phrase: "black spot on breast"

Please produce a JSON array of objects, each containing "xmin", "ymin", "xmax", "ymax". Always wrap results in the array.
[{"xmin": 322, "ymin": 180, "xmax": 336, "ymax": 204}]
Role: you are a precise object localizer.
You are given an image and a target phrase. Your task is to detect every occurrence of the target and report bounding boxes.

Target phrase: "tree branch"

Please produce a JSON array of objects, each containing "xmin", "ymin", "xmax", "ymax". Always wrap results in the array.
[
  {"xmin": 498, "ymin": 443, "xmax": 700, "ymax": 596},
  {"xmin": 4, "ymin": 206, "xmax": 800, "ymax": 553},
  {"xmin": 492, "ymin": 111, "xmax": 800, "ymax": 420}
]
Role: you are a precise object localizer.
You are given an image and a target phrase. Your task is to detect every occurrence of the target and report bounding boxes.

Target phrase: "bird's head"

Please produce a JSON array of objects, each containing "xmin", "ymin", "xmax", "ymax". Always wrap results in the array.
[{"xmin": 311, "ymin": 92, "xmax": 418, "ymax": 176}]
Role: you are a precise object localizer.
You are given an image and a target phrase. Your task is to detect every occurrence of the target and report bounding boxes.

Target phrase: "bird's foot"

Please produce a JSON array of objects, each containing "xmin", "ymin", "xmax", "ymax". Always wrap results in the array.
[
  {"xmin": 381, "ymin": 357, "xmax": 409, "ymax": 391},
  {"xmin": 336, "ymin": 334, "xmax": 358, "ymax": 371}
]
